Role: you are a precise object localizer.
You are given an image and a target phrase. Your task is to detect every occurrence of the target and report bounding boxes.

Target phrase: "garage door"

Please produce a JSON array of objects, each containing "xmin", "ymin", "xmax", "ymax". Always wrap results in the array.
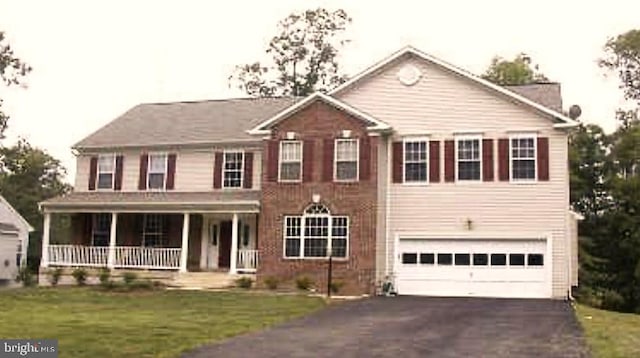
[{"xmin": 395, "ymin": 238, "xmax": 550, "ymax": 298}]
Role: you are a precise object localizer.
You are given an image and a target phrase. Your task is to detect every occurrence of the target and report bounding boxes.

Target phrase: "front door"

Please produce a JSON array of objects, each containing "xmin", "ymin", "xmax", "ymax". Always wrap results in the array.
[{"xmin": 218, "ymin": 221, "xmax": 232, "ymax": 268}]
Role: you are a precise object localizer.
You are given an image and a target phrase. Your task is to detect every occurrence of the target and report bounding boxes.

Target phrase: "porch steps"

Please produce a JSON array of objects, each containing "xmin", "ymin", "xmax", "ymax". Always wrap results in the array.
[{"xmin": 169, "ymin": 272, "xmax": 246, "ymax": 290}]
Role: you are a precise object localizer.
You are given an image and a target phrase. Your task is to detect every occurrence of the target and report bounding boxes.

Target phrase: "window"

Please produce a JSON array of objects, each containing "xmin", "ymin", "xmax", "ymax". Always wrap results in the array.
[
  {"xmin": 223, "ymin": 151, "xmax": 244, "ymax": 188},
  {"xmin": 97, "ymin": 154, "xmax": 115, "ymax": 189},
  {"xmin": 335, "ymin": 139, "xmax": 358, "ymax": 181},
  {"xmin": 404, "ymin": 140, "xmax": 428, "ymax": 182},
  {"xmin": 91, "ymin": 213, "xmax": 111, "ymax": 246},
  {"xmin": 283, "ymin": 204, "xmax": 349, "ymax": 259},
  {"xmin": 148, "ymin": 153, "xmax": 167, "ymax": 190},
  {"xmin": 279, "ymin": 141, "xmax": 302, "ymax": 181},
  {"xmin": 437, "ymin": 253, "xmax": 452, "ymax": 265},
  {"xmin": 16, "ymin": 242, "xmax": 22, "ymax": 267},
  {"xmin": 509, "ymin": 253, "xmax": 525, "ymax": 266},
  {"xmin": 528, "ymin": 254, "xmax": 544, "ymax": 266},
  {"xmin": 455, "ymin": 253, "xmax": 471, "ymax": 266},
  {"xmin": 402, "ymin": 253, "xmax": 418, "ymax": 264},
  {"xmin": 491, "ymin": 253, "xmax": 507, "ymax": 266},
  {"xmin": 511, "ymin": 136, "xmax": 536, "ymax": 180},
  {"xmin": 420, "ymin": 253, "xmax": 435, "ymax": 264},
  {"xmin": 456, "ymin": 137, "xmax": 481, "ymax": 181},
  {"xmin": 473, "ymin": 253, "xmax": 488, "ymax": 266},
  {"xmin": 142, "ymin": 214, "xmax": 167, "ymax": 247}
]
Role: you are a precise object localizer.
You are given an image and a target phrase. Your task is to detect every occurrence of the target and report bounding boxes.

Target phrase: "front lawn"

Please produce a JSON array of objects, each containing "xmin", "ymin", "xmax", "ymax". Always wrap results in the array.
[
  {"xmin": 575, "ymin": 304, "xmax": 640, "ymax": 358},
  {"xmin": 0, "ymin": 287, "xmax": 325, "ymax": 357}
]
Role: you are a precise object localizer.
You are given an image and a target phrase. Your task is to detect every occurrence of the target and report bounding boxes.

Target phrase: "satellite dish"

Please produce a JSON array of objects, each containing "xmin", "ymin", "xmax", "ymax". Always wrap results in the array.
[{"xmin": 568, "ymin": 105, "xmax": 582, "ymax": 120}]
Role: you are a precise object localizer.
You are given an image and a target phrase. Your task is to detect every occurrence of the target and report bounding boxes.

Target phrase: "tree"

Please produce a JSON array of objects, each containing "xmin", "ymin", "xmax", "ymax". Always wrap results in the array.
[
  {"xmin": 0, "ymin": 139, "xmax": 71, "ymax": 270},
  {"xmin": 600, "ymin": 29, "xmax": 640, "ymax": 103},
  {"xmin": 0, "ymin": 31, "xmax": 31, "ymax": 138},
  {"xmin": 482, "ymin": 53, "xmax": 549, "ymax": 86},
  {"xmin": 230, "ymin": 8, "xmax": 351, "ymax": 97}
]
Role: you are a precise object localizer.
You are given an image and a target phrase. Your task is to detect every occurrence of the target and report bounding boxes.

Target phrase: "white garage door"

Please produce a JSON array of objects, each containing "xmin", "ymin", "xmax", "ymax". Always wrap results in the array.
[{"xmin": 395, "ymin": 238, "xmax": 550, "ymax": 298}]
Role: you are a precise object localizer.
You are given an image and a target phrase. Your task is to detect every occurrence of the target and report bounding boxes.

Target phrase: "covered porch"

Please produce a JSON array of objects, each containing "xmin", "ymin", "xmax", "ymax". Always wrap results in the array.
[{"xmin": 39, "ymin": 192, "xmax": 260, "ymax": 274}]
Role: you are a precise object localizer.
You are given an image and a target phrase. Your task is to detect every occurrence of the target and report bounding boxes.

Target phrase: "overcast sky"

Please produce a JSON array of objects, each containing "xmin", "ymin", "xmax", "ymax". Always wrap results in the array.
[{"xmin": 0, "ymin": 0, "xmax": 637, "ymax": 182}]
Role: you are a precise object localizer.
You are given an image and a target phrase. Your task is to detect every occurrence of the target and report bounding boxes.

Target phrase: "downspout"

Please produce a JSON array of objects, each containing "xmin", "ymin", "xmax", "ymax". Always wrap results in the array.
[{"xmin": 385, "ymin": 135, "xmax": 392, "ymax": 278}]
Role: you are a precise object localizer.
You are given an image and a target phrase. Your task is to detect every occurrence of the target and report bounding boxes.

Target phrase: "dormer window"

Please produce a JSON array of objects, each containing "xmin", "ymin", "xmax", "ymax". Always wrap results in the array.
[
  {"xmin": 148, "ymin": 153, "xmax": 168, "ymax": 190},
  {"xmin": 97, "ymin": 154, "xmax": 115, "ymax": 189}
]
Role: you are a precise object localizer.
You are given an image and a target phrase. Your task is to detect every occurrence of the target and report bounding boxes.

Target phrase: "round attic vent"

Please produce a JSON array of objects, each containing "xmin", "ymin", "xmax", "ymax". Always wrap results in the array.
[{"xmin": 397, "ymin": 64, "xmax": 422, "ymax": 86}]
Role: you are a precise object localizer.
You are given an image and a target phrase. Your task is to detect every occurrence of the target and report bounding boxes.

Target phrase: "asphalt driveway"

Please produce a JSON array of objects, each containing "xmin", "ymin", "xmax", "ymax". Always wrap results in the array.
[{"xmin": 183, "ymin": 296, "xmax": 589, "ymax": 358}]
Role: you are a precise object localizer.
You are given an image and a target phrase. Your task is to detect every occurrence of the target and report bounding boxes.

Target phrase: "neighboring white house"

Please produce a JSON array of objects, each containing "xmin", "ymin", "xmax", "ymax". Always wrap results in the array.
[{"xmin": 0, "ymin": 195, "xmax": 33, "ymax": 284}]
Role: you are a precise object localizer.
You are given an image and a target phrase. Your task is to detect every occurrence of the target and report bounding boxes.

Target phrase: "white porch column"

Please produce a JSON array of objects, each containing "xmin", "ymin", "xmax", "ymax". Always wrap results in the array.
[
  {"xmin": 107, "ymin": 212, "xmax": 118, "ymax": 269},
  {"xmin": 179, "ymin": 213, "xmax": 190, "ymax": 272},
  {"xmin": 230, "ymin": 213, "xmax": 239, "ymax": 274},
  {"xmin": 40, "ymin": 212, "xmax": 51, "ymax": 268}
]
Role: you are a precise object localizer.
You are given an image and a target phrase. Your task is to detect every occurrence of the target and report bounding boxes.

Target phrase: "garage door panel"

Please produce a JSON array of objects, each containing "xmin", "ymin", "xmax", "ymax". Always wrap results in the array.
[{"xmin": 396, "ymin": 238, "xmax": 549, "ymax": 298}]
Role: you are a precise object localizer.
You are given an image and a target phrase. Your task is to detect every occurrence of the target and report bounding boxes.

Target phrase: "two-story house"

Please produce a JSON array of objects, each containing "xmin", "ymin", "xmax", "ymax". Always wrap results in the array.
[{"xmin": 40, "ymin": 47, "xmax": 579, "ymax": 298}]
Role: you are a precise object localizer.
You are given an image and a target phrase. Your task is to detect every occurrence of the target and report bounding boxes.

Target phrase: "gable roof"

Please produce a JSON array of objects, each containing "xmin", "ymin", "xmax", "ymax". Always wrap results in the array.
[
  {"xmin": 330, "ymin": 46, "xmax": 578, "ymax": 129},
  {"xmin": 247, "ymin": 92, "xmax": 391, "ymax": 135},
  {"xmin": 505, "ymin": 83, "xmax": 563, "ymax": 113},
  {"xmin": 74, "ymin": 97, "xmax": 297, "ymax": 150},
  {"xmin": 0, "ymin": 195, "xmax": 34, "ymax": 232}
]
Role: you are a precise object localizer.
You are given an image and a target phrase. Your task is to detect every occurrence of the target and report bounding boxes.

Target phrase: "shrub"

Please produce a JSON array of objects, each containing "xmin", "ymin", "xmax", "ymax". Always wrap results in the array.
[
  {"xmin": 47, "ymin": 268, "xmax": 63, "ymax": 286},
  {"xmin": 601, "ymin": 290, "xmax": 626, "ymax": 311},
  {"xmin": 16, "ymin": 267, "xmax": 35, "ymax": 287},
  {"xmin": 122, "ymin": 272, "xmax": 138, "ymax": 285},
  {"xmin": 264, "ymin": 276, "xmax": 279, "ymax": 290},
  {"xmin": 235, "ymin": 276, "xmax": 253, "ymax": 289},
  {"xmin": 98, "ymin": 269, "xmax": 111, "ymax": 287},
  {"xmin": 329, "ymin": 281, "xmax": 344, "ymax": 294},
  {"xmin": 295, "ymin": 276, "xmax": 313, "ymax": 291},
  {"xmin": 71, "ymin": 268, "xmax": 88, "ymax": 286}
]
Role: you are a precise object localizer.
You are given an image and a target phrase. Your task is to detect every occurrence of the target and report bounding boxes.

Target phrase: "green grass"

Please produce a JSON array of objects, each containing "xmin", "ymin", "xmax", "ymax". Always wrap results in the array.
[
  {"xmin": 575, "ymin": 304, "xmax": 640, "ymax": 358},
  {"xmin": 0, "ymin": 287, "xmax": 325, "ymax": 357}
]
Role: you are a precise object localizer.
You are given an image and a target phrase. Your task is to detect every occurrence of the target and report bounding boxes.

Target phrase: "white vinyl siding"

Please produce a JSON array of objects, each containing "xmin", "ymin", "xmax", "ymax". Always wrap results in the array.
[
  {"xmin": 76, "ymin": 148, "xmax": 262, "ymax": 192},
  {"xmin": 339, "ymin": 56, "xmax": 570, "ymax": 298}
]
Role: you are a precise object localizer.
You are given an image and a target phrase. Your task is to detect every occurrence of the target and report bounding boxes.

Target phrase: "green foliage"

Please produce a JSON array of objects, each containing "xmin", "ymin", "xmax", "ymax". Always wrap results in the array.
[
  {"xmin": 0, "ymin": 31, "xmax": 31, "ymax": 139},
  {"xmin": 98, "ymin": 269, "xmax": 111, "ymax": 287},
  {"xmin": 71, "ymin": 268, "xmax": 87, "ymax": 286},
  {"xmin": 235, "ymin": 276, "xmax": 253, "ymax": 289},
  {"xmin": 600, "ymin": 29, "xmax": 640, "ymax": 103},
  {"xmin": 482, "ymin": 53, "xmax": 549, "ymax": 86},
  {"xmin": 295, "ymin": 276, "xmax": 313, "ymax": 290},
  {"xmin": 121, "ymin": 272, "xmax": 137, "ymax": 285},
  {"xmin": 16, "ymin": 267, "xmax": 35, "ymax": 287},
  {"xmin": 0, "ymin": 139, "xmax": 71, "ymax": 271},
  {"xmin": 329, "ymin": 281, "xmax": 343, "ymax": 294},
  {"xmin": 47, "ymin": 268, "xmax": 63, "ymax": 286},
  {"xmin": 263, "ymin": 276, "xmax": 279, "ymax": 290},
  {"xmin": 230, "ymin": 8, "xmax": 351, "ymax": 97}
]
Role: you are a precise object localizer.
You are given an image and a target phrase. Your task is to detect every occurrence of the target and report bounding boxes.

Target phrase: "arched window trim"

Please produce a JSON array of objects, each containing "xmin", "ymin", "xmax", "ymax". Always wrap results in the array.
[{"xmin": 284, "ymin": 202, "xmax": 348, "ymax": 259}]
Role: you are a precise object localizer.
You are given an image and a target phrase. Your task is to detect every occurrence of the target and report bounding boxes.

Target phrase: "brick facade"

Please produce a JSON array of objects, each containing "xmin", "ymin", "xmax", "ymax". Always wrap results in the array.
[{"xmin": 257, "ymin": 101, "xmax": 378, "ymax": 295}]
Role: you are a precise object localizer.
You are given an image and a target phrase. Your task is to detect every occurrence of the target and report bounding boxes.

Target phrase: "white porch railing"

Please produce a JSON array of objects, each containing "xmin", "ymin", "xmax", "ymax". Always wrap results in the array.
[
  {"xmin": 237, "ymin": 249, "xmax": 259, "ymax": 273},
  {"xmin": 47, "ymin": 245, "xmax": 181, "ymax": 270},
  {"xmin": 114, "ymin": 247, "xmax": 181, "ymax": 270},
  {"xmin": 48, "ymin": 245, "xmax": 108, "ymax": 267}
]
